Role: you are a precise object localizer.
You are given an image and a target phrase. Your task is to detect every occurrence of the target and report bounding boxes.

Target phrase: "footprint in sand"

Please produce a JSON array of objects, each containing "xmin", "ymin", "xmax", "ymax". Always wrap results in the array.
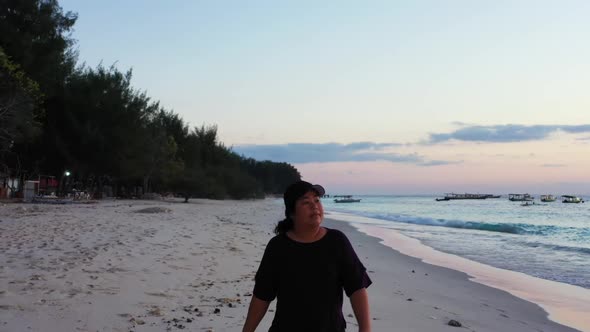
[{"xmin": 145, "ymin": 291, "xmax": 175, "ymax": 299}]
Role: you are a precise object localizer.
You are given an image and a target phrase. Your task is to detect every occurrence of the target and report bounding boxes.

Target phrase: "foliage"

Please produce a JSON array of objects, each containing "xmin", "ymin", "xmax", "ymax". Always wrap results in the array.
[
  {"xmin": 239, "ymin": 158, "xmax": 301, "ymax": 194},
  {"xmin": 0, "ymin": 0, "xmax": 77, "ymax": 97},
  {"xmin": 1, "ymin": 0, "xmax": 77, "ymax": 180},
  {"xmin": 0, "ymin": 48, "xmax": 42, "ymax": 160}
]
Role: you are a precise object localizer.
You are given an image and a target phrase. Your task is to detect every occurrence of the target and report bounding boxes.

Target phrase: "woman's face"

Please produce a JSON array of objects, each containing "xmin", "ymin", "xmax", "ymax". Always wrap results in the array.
[{"xmin": 293, "ymin": 190, "xmax": 324, "ymax": 228}]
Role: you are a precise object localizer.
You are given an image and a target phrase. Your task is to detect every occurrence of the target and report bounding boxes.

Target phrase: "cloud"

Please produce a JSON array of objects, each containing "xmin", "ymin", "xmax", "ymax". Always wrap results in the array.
[
  {"xmin": 427, "ymin": 124, "xmax": 590, "ymax": 143},
  {"xmin": 419, "ymin": 160, "xmax": 463, "ymax": 167},
  {"xmin": 541, "ymin": 164, "xmax": 567, "ymax": 168},
  {"xmin": 450, "ymin": 121, "xmax": 472, "ymax": 126},
  {"xmin": 232, "ymin": 142, "xmax": 457, "ymax": 166}
]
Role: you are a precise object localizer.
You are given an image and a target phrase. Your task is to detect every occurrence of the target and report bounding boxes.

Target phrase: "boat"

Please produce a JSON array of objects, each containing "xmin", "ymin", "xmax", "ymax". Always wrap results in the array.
[
  {"xmin": 508, "ymin": 193, "xmax": 534, "ymax": 201},
  {"xmin": 540, "ymin": 194, "xmax": 557, "ymax": 202},
  {"xmin": 334, "ymin": 195, "xmax": 361, "ymax": 203},
  {"xmin": 561, "ymin": 195, "xmax": 585, "ymax": 203},
  {"xmin": 435, "ymin": 193, "xmax": 501, "ymax": 201}
]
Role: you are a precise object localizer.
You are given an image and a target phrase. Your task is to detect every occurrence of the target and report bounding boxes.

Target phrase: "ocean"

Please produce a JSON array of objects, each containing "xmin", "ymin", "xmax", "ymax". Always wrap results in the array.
[{"xmin": 322, "ymin": 195, "xmax": 590, "ymax": 289}]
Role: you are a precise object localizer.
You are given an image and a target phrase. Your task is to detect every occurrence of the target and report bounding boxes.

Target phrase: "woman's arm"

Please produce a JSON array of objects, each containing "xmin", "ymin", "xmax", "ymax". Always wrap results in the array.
[
  {"xmin": 242, "ymin": 295, "xmax": 271, "ymax": 332},
  {"xmin": 350, "ymin": 288, "xmax": 371, "ymax": 332}
]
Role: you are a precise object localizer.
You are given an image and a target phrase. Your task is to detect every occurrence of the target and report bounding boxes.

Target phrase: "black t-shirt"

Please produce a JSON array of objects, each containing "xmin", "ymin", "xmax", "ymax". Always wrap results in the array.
[{"xmin": 253, "ymin": 228, "xmax": 372, "ymax": 332}]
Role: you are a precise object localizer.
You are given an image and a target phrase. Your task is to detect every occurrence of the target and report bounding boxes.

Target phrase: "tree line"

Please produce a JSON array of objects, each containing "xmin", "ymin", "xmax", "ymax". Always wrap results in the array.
[{"xmin": 0, "ymin": 0, "xmax": 300, "ymax": 200}]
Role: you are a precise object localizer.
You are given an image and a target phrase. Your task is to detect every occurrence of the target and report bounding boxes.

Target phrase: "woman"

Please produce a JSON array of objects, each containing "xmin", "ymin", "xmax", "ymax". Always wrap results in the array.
[{"xmin": 243, "ymin": 180, "xmax": 372, "ymax": 332}]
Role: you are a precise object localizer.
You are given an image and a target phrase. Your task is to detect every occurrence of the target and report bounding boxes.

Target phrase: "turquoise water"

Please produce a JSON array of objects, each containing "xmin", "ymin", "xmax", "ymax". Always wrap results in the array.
[{"xmin": 322, "ymin": 195, "xmax": 590, "ymax": 289}]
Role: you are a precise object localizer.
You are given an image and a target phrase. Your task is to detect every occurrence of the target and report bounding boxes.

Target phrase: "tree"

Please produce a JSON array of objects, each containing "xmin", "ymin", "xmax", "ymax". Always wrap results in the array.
[
  {"xmin": 57, "ymin": 65, "xmax": 180, "ymax": 195},
  {"xmin": 0, "ymin": 0, "xmax": 77, "ymax": 97},
  {"xmin": 0, "ymin": 48, "xmax": 42, "ymax": 160},
  {"xmin": 1, "ymin": 0, "xmax": 78, "ymax": 183},
  {"xmin": 140, "ymin": 109, "xmax": 187, "ymax": 193},
  {"xmin": 239, "ymin": 158, "xmax": 301, "ymax": 194}
]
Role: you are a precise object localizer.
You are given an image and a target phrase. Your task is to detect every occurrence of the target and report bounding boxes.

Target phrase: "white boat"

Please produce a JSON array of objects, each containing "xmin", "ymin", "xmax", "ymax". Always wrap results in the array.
[
  {"xmin": 540, "ymin": 194, "xmax": 557, "ymax": 202},
  {"xmin": 561, "ymin": 195, "xmax": 585, "ymax": 203},
  {"xmin": 334, "ymin": 195, "xmax": 361, "ymax": 203},
  {"xmin": 508, "ymin": 193, "xmax": 534, "ymax": 201}
]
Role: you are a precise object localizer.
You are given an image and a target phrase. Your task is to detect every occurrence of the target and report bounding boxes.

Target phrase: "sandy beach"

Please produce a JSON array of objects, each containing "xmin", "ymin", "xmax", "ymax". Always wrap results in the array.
[{"xmin": 0, "ymin": 198, "xmax": 584, "ymax": 331}]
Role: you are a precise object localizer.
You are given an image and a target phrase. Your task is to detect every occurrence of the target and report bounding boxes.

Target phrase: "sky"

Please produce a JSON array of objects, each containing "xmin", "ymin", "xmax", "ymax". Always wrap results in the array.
[{"xmin": 59, "ymin": 0, "xmax": 590, "ymax": 194}]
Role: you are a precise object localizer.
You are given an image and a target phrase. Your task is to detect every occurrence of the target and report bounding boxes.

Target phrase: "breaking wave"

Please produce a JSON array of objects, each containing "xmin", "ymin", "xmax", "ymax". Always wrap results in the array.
[{"xmin": 351, "ymin": 211, "xmax": 554, "ymax": 235}]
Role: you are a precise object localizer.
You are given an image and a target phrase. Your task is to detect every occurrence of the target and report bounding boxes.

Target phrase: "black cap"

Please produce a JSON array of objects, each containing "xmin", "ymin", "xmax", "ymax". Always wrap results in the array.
[{"xmin": 283, "ymin": 180, "xmax": 325, "ymax": 218}]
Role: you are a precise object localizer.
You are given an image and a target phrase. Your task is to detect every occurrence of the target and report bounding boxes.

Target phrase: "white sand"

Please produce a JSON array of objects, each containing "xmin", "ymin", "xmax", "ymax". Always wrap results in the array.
[{"xmin": 0, "ymin": 199, "xmax": 584, "ymax": 331}]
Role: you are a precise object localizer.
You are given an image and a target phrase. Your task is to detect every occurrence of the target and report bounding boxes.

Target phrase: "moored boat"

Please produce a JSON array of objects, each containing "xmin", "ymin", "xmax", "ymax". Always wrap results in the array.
[
  {"xmin": 334, "ymin": 195, "xmax": 361, "ymax": 203},
  {"xmin": 540, "ymin": 194, "xmax": 557, "ymax": 202},
  {"xmin": 435, "ymin": 193, "xmax": 498, "ymax": 201},
  {"xmin": 508, "ymin": 193, "xmax": 534, "ymax": 201},
  {"xmin": 561, "ymin": 195, "xmax": 585, "ymax": 203}
]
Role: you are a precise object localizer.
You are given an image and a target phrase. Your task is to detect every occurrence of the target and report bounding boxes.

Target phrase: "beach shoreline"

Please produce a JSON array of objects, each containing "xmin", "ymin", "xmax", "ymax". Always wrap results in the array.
[
  {"xmin": 0, "ymin": 198, "xmax": 585, "ymax": 331},
  {"xmin": 323, "ymin": 210, "xmax": 590, "ymax": 332}
]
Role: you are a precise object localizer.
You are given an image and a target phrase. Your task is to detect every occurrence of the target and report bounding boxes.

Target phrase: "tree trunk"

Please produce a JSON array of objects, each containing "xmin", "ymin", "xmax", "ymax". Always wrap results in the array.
[{"xmin": 143, "ymin": 175, "xmax": 150, "ymax": 195}]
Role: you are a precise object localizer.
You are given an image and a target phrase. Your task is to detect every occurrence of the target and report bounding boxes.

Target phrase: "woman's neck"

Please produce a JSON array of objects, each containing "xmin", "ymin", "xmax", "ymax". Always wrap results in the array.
[{"xmin": 288, "ymin": 226, "xmax": 325, "ymax": 243}]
